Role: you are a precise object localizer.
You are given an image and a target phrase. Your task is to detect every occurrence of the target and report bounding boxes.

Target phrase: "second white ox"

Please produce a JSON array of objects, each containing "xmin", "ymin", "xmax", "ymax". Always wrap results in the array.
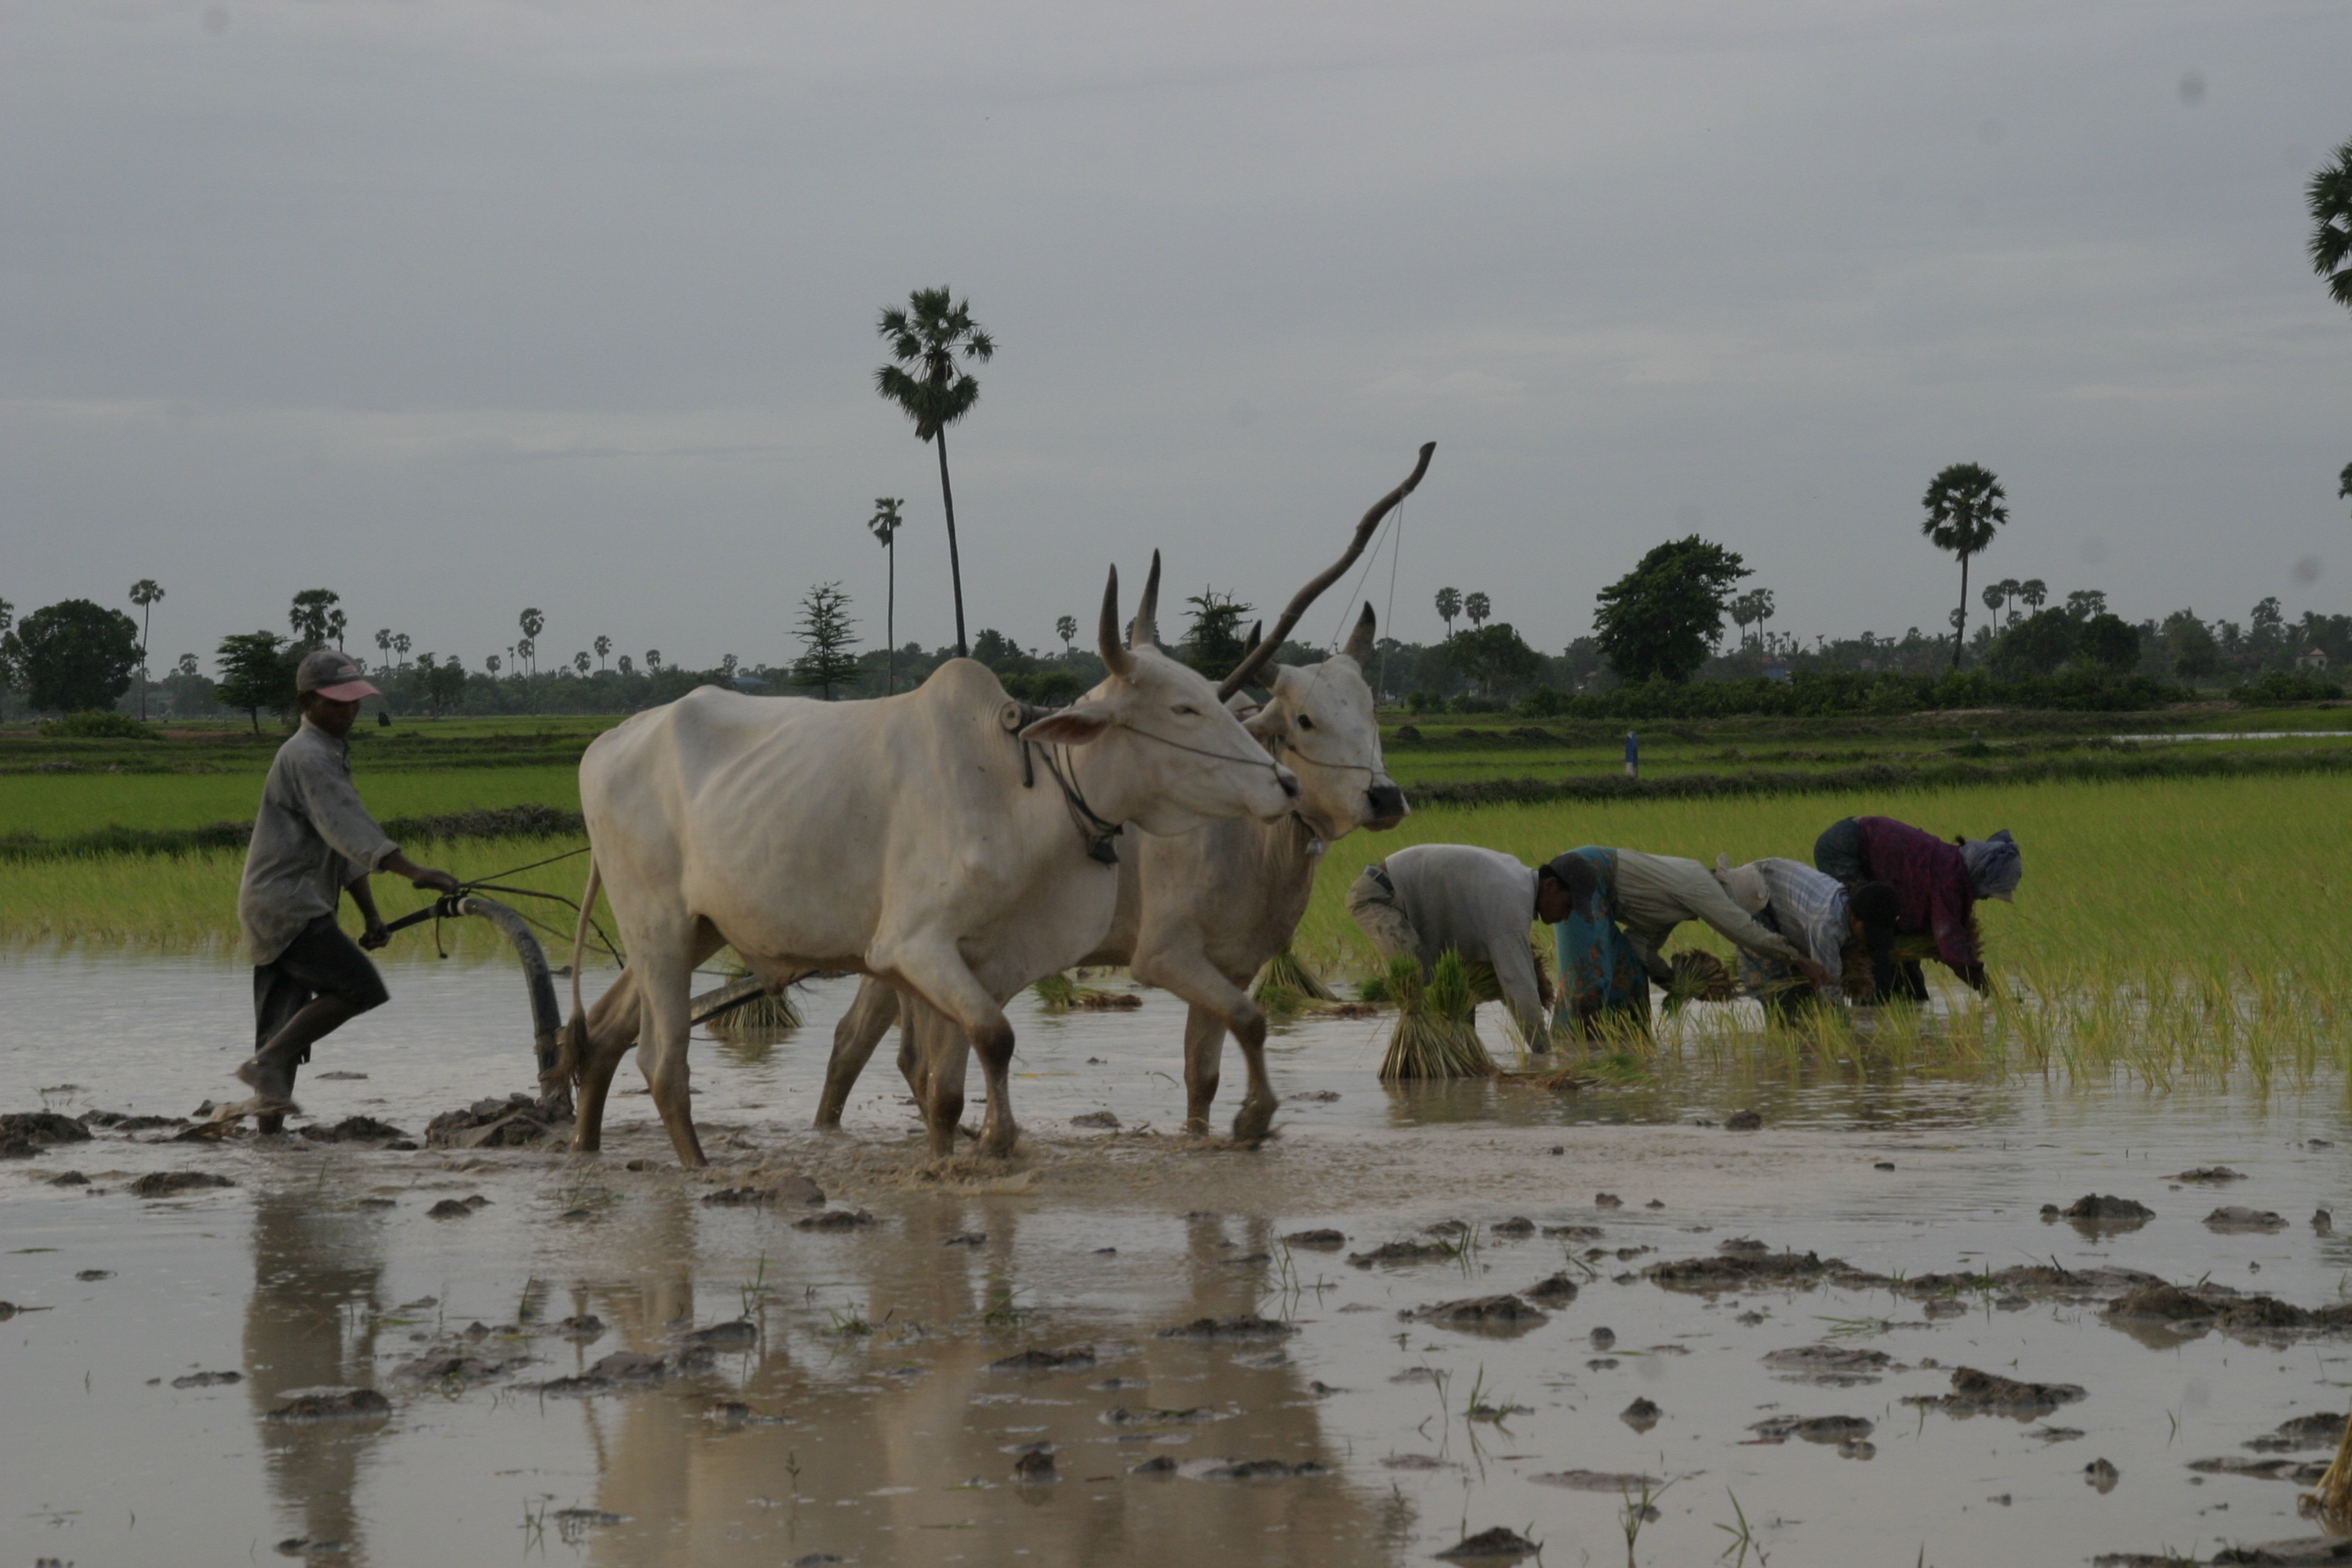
[
  {"xmin": 814, "ymin": 605, "xmax": 1406, "ymax": 1144},
  {"xmin": 554, "ymin": 557, "xmax": 1298, "ymax": 1167}
]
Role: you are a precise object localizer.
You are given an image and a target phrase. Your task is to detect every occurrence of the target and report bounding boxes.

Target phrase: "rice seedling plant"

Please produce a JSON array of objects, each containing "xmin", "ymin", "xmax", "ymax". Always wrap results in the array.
[
  {"xmin": 1379, "ymin": 949, "xmax": 1495, "ymax": 1081},
  {"xmin": 1250, "ymin": 946, "xmax": 1339, "ymax": 1014},
  {"xmin": 1030, "ymin": 971, "xmax": 1140, "ymax": 1010}
]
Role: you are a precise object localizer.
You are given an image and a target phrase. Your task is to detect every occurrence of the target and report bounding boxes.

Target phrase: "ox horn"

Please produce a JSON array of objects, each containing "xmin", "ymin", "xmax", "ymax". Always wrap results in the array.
[
  {"xmin": 1219, "ymin": 440, "xmax": 1435, "ymax": 700},
  {"xmin": 1342, "ymin": 603, "xmax": 1377, "ymax": 665},
  {"xmin": 1134, "ymin": 550, "xmax": 1163, "ymax": 648},
  {"xmin": 1098, "ymin": 564, "xmax": 1134, "ymax": 680}
]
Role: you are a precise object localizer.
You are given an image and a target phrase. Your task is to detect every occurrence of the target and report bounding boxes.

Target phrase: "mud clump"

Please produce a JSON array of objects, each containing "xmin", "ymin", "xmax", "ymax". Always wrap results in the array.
[
  {"xmin": 1, "ymin": 1112, "xmax": 93, "ymax": 1157},
  {"xmin": 1762, "ymin": 1345, "xmax": 1896, "ymax": 1386},
  {"xmin": 267, "ymin": 1387, "xmax": 391, "ymax": 1422},
  {"xmin": 2105, "ymin": 1282, "xmax": 2208, "ymax": 1321},
  {"xmin": 1524, "ymin": 1272, "xmax": 1582, "ymax": 1305},
  {"xmin": 1725, "ymin": 1109, "xmax": 1763, "ymax": 1131},
  {"xmin": 1347, "ymin": 1239, "xmax": 1457, "ymax": 1266},
  {"xmin": 1530, "ymin": 1469, "xmax": 1663, "ymax": 1492},
  {"xmin": 793, "ymin": 1207, "xmax": 875, "ymax": 1231},
  {"xmin": 1749, "ymin": 1413, "xmax": 1876, "ymax": 1444},
  {"xmin": 300, "ymin": 1116, "xmax": 411, "ymax": 1145},
  {"xmin": 130, "ymin": 1171, "xmax": 236, "ymax": 1199},
  {"xmin": 2085, "ymin": 1458, "xmax": 2119, "ymax": 1493},
  {"xmin": 1186, "ymin": 1457, "xmax": 1330, "ymax": 1480},
  {"xmin": 424, "ymin": 1095, "xmax": 570, "ymax": 1151},
  {"xmin": 2247, "ymin": 1413, "xmax": 2350, "ymax": 1452},
  {"xmin": 1490, "ymin": 1217, "xmax": 1535, "ymax": 1237},
  {"xmin": 2205, "ymin": 1206, "xmax": 2288, "ymax": 1233},
  {"xmin": 1620, "ymin": 1396, "xmax": 1661, "ymax": 1430},
  {"xmin": 1070, "ymin": 1111, "xmax": 1121, "ymax": 1129},
  {"xmin": 704, "ymin": 1175, "xmax": 825, "ymax": 1207},
  {"xmin": 1282, "ymin": 1228, "xmax": 1346, "ymax": 1249},
  {"xmin": 1437, "ymin": 1527, "xmax": 1542, "ymax": 1560},
  {"xmin": 172, "ymin": 1370, "xmax": 242, "ymax": 1388},
  {"xmin": 1011, "ymin": 1449, "xmax": 1057, "ymax": 1481},
  {"xmin": 425, "ymin": 1199, "xmax": 476, "ymax": 1220},
  {"xmin": 2187, "ymin": 1455, "xmax": 2331, "ymax": 1484},
  {"xmin": 1155, "ymin": 1314, "xmax": 1298, "ymax": 1341},
  {"xmin": 2174, "ymin": 1166, "xmax": 2246, "ymax": 1182},
  {"xmin": 1405, "ymin": 1295, "xmax": 1549, "ymax": 1330},
  {"xmin": 1908, "ymin": 1365, "xmax": 2087, "ymax": 1414},
  {"xmin": 1645, "ymin": 1249, "xmax": 1847, "ymax": 1292},
  {"xmin": 676, "ymin": 1321, "xmax": 757, "ymax": 1349},
  {"xmin": 989, "ymin": 1345, "xmax": 1098, "ymax": 1373},
  {"xmin": 2043, "ymin": 1194, "xmax": 2155, "ymax": 1234}
]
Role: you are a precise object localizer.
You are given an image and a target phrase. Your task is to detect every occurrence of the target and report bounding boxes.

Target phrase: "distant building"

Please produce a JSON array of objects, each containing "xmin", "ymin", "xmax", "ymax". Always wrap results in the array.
[
  {"xmin": 1762, "ymin": 658, "xmax": 1791, "ymax": 684},
  {"xmin": 2295, "ymin": 647, "xmax": 2328, "ymax": 671}
]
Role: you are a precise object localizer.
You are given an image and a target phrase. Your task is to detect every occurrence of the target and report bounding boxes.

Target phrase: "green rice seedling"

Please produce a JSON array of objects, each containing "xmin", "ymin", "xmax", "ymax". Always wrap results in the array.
[
  {"xmin": 1029, "ymin": 971, "xmax": 1139, "ymax": 1011},
  {"xmin": 705, "ymin": 957, "xmax": 802, "ymax": 1036},
  {"xmin": 1252, "ymin": 946, "xmax": 1338, "ymax": 1012},
  {"xmin": 1380, "ymin": 949, "xmax": 1494, "ymax": 1081}
]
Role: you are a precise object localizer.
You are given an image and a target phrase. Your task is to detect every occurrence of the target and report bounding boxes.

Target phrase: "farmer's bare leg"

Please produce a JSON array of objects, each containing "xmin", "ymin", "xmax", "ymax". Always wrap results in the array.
[{"xmin": 815, "ymin": 976, "xmax": 900, "ymax": 1130}]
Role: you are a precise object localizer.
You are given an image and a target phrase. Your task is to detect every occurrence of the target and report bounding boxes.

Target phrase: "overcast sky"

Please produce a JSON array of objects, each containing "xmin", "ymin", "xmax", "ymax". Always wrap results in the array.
[{"xmin": 5, "ymin": 0, "xmax": 2346, "ymax": 674}]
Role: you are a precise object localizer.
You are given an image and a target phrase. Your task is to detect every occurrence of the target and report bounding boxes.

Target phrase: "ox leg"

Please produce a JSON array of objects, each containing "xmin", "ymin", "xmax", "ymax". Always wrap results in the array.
[
  {"xmin": 570, "ymin": 969, "xmax": 642, "ymax": 1155},
  {"xmin": 900, "ymin": 997, "xmax": 972, "ymax": 1158},
  {"xmin": 634, "ymin": 926, "xmax": 720, "ymax": 1169},
  {"xmin": 1147, "ymin": 952, "xmax": 1276, "ymax": 1143},
  {"xmin": 815, "ymin": 977, "xmax": 902, "ymax": 1131},
  {"xmin": 892, "ymin": 950, "xmax": 1016, "ymax": 1158}
]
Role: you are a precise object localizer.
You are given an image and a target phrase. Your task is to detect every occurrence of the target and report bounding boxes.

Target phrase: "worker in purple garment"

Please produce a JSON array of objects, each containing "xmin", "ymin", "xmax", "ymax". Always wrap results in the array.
[{"xmin": 1811, "ymin": 815, "xmax": 2020, "ymax": 1001}]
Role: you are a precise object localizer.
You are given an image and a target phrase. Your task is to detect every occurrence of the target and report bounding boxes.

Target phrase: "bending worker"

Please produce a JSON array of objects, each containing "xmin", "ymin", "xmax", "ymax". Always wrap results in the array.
[
  {"xmin": 1715, "ymin": 856, "xmax": 1902, "ymax": 1011},
  {"xmin": 1539, "ymin": 847, "xmax": 1831, "ymax": 1039},
  {"xmin": 1811, "ymin": 815, "xmax": 2020, "ymax": 1001},
  {"xmin": 234, "ymin": 649, "xmax": 459, "ymax": 1130},
  {"xmin": 1347, "ymin": 844, "xmax": 1554, "ymax": 1051}
]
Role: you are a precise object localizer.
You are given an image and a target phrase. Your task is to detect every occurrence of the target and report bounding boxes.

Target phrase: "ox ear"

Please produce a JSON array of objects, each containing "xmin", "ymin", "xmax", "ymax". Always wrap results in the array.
[
  {"xmin": 1242, "ymin": 701, "xmax": 1286, "ymax": 741},
  {"xmin": 1021, "ymin": 702, "xmax": 1115, "ymax": 747},
  {"xmin": 1342, "ymin": 603, "xmax": 1377, "ymax": 665}
]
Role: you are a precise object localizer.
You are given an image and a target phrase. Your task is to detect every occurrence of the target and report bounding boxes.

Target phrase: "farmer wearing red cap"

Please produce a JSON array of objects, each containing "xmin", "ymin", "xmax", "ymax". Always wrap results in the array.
[{"xmin": 232, "ymin": 648, "xmax": 459, "ymax": 1125}]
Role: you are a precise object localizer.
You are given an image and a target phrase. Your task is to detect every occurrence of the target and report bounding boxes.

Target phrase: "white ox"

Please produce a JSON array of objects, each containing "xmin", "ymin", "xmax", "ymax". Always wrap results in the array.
[
  {"xmin": 815, "ymin": 604, "xmax": 1406, "ymax": 1143},
  {"xmin": 554, "ymin": 558, "xmax": 1298, "ymax": 1167}
]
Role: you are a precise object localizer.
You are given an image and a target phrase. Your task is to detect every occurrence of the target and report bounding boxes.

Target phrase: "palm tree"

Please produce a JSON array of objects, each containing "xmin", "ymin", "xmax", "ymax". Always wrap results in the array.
[
  {"xmin": 594, "ymin": 635, "xmax": 612, "ymax": 672},
  {"xmin": 327, "ymin": 608, "xmax": 348, "ymax": 649},
  {"xmin": 874, "ymin": 289, "xmax": 995, "ymax": 658},
  {"xmin": 375, "ymin": 628, "xmax": 393, "ymax": 666},
  {"xmin": 1434, "ymin": 586, "xmax": 1462, "ymax": 639},
  {"xmin": 868, "ymin": 497, "xmax": 905, "ymax": 693},
  {"xmin": 645, "ymin": 649, "xmax": 662, "ymax": 674},
  {"xmin": 1055, "ymin": 614, "xmax": 1077, "ymax": 656},
  {"xmin": 392, "ymin": 632, "xmax": 412, "ymax": 669},
  {"xmin": 573, "ymin": 651, "xmax": 590, "ymax": 676},
  {"xmin": 1982, "ymin": 580, "xmax": 2011, "ymax": 626},
  {"xmin": 2338, "ymin": 460, "xmax": 2352, "ymax": 518},
  {"xmin": 2018, "ymin": 578, "xmax": 2047, "ymax": 615},
  {"xmin": 1749, "ymin": 586, "xmax": 1775, "ymax": 651},
  {"xmin": 518, "ymin": 608, "xmax": 544, "ymax": 675},
  {"xmin": 1464, "ymin": 591, "xmax": 1491, "ymax": 632},
  {"xmin": 2309, "ymin": 136, "xmax": 2352, "ymax": 312},
  {"xmin": 1919, "ymin": 462, "xmax": 2010, "ymax": 668},
  {"xmin": 485, "ymin": 653, "xmax": 501, "ymax": 678},
  {"xmin": 128, "ymin": 579, "xmax": 164, "ymax": 720}
]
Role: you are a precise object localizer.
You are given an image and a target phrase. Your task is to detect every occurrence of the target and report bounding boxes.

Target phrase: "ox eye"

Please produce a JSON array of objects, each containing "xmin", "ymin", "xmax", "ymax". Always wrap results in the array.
[
  {"xmin": 1298, "ymin": 715, "xmax": 1315, "ymax": 730},
  {"xmin": 1171, "ymin": 704, "xmax": 1199, "ymax": 717}
]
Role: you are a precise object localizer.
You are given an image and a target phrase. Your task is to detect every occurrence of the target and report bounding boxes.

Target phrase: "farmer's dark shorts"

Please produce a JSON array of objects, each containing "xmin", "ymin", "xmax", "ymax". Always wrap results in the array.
[{"xmin": 254, "ymin": 914, "xmax": 390, "ymax": 1054}]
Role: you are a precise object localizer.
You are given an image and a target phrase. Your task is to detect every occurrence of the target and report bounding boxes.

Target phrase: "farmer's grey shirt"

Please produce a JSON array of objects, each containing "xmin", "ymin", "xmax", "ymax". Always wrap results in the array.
[
  {"xmin": 1612, "ymin": 849, "xmax": 1808, "ymax": 981},
  {"xmin": 237, "ymin": 720, "xmax": 400, "ymax": 965},
  {"xmin": 1364, "ymin": 844, "xmax": 1549, "ymax": 1046}
]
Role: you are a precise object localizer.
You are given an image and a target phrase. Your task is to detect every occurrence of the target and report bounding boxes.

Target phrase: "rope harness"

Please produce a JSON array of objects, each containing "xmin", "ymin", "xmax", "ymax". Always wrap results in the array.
[{"xmin": 1001, "ymin": 699, "xmax": 1298, "ymax": 865}]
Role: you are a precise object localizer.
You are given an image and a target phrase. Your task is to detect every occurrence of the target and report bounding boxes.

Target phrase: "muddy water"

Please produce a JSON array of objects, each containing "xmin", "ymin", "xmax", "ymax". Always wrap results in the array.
[{"xmin": 4, "ymin": 949, "xmax": 2350, "ymax": 1567}]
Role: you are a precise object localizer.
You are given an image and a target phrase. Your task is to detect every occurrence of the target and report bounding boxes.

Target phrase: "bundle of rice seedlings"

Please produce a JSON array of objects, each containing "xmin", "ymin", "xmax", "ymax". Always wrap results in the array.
[
  {"xmin": 1379, "ymin": 949, "xmax": 1496, "ymax": 1082},
  {"xmin": 1662, "ymin": 949, "xmax": 1736, "ymax": 1013},
  {"xmin": 1252, "ymin": 947, "xmax": 1338, "ymax": 1013},
  {"xmin": 1462, "ymin": 941, "xmax": 1557, "ymax": 1011},
  {"xmin": 2305, "ymin": 1412, "xmax": 2352, "ymax": 1520},
  {"xmin": 1031, "ymin": 971, "xmax": 1142, "ymax": 1010},
  {"xmin": 704, "ymin": 960, "xmax": 801, "ymax": 1036}
]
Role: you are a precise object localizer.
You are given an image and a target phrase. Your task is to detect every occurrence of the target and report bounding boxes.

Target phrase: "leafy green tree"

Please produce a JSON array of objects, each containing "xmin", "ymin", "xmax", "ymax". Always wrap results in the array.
[
  {"xmin": 2163, "ymin": 609, "xmax": 2223, "ymax": 682},
  {"xmin": 1181, "ymin": 589, "xmax": 1255, "ymax": 681},
  {"xmin": 288, "ymin": 588, "xmax": 340, "ymax": 648},
  {"xmin": 1988, "ymin": 608, "xmax": 2076, "ymax": 678},
  {"xmin": 2309, "ymin": 136, "xmax": 2352, "ymax": 312},
  {"xmin": 874, "ymin": 289, "xmax": 994, "ymax": 658},
  {"xmin": 869, "ymin": 497, "xmax": 905, "ymax": 692},
  {"xmin": 129, "ymin": 578, "xmax": 165, "ymax": 720},
  {"xmin": 423, "ymin": 655, "xmax": 467, "ymax": 716},
  {"xmin": 216, "ymin": 630, "xmax": 296, "ymax": 733},
  {"xmin": 1919, "ymin": 463, "xmax": 2009, "ymax": 669},
  {"xmin": 792, "ymin": 582, "xmax": 862, "ymax": 699},
  {"xmin": 1446, "ymin": 622, "xmax": 1544, "ymax": 695},
  {"xmin": 1433, "ymin": 586, "xmax": 1462, "ymax": 639},
  {"xmin": 2075, "ymin": 612, "xmax": 2140, "ymax": 675},
  {"xmin": 2, "ymin": 599, "xmax": 144, "ymax": 714},
  {"xmin": 1592, "ymin": 536, "xmax": 1753, "ymax": 684}
]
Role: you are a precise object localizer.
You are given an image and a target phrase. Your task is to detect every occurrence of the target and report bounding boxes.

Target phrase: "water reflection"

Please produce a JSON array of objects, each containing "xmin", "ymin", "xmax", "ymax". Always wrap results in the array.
[{"xmin": 243, "ymin": 1185, "xmax": 389, "ymax": 1563}]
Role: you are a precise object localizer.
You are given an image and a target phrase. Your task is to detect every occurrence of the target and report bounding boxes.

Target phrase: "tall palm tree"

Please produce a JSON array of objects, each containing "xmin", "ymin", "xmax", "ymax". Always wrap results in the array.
[
  {"xmin": 1919, "ymin": 462, "xmax": 2010, "ymax": 668},
  {"xmin": 874, "ymin": 289, "xmax": 995, "ymax": 658},
  {"xmin": 518, "ymin": 608, "xmax": 544, "ymax": 675},
  {"xmin": 2310, "ymin": 136, "xmax": 2352, "ymax": 312},
  {"xmin": 1464, "ymin": 591, "xmax": 1491, "ymax": 631},
  {"xmin": 2018, "ymin": 578, "xmax": 2047, "ymax": 615},
  {"xmin": 868, "ymin": 497, "xmax": 905, "ymax": 692},
  {"xmin": 1055, "ymin": 614, "xmax": 1077, "ymax": 656},
  {"xmin": 375, "ymin": 628, "xmax": 393, "ymax": 667},
  {"xmin": 1434, "ymin": 586, "xmax": 1462, "ymax": 639},
  {"xmin": 594, "ymin": 635, "xmax": 612, "ymax": 672},
  {"xmin": 128, "ymin": 579, "xmax": 164, "ymax": 720},
  {"xmin": 393, "ymin": 632, "xmax": 412, "ymax": 669}
]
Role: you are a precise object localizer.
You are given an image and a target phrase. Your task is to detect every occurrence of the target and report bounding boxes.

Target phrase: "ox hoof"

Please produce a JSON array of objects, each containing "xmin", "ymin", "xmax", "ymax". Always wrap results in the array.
[{"xmin": 1231, "ymin": 1101, "xmax": 1277, "ymax": 1145}]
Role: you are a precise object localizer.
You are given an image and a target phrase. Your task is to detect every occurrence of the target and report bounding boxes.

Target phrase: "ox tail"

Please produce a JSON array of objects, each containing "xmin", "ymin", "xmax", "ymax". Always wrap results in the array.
[{"xmin": 552, "ymin": 854, "xmax": 603, "ymax": 1093}]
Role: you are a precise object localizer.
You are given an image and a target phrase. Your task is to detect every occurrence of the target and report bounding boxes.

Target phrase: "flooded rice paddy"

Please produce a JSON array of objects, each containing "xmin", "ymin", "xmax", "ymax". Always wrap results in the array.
[{"xmin": 5, "ymin": 949, "xmax": 2349, "ymax": 1567}]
